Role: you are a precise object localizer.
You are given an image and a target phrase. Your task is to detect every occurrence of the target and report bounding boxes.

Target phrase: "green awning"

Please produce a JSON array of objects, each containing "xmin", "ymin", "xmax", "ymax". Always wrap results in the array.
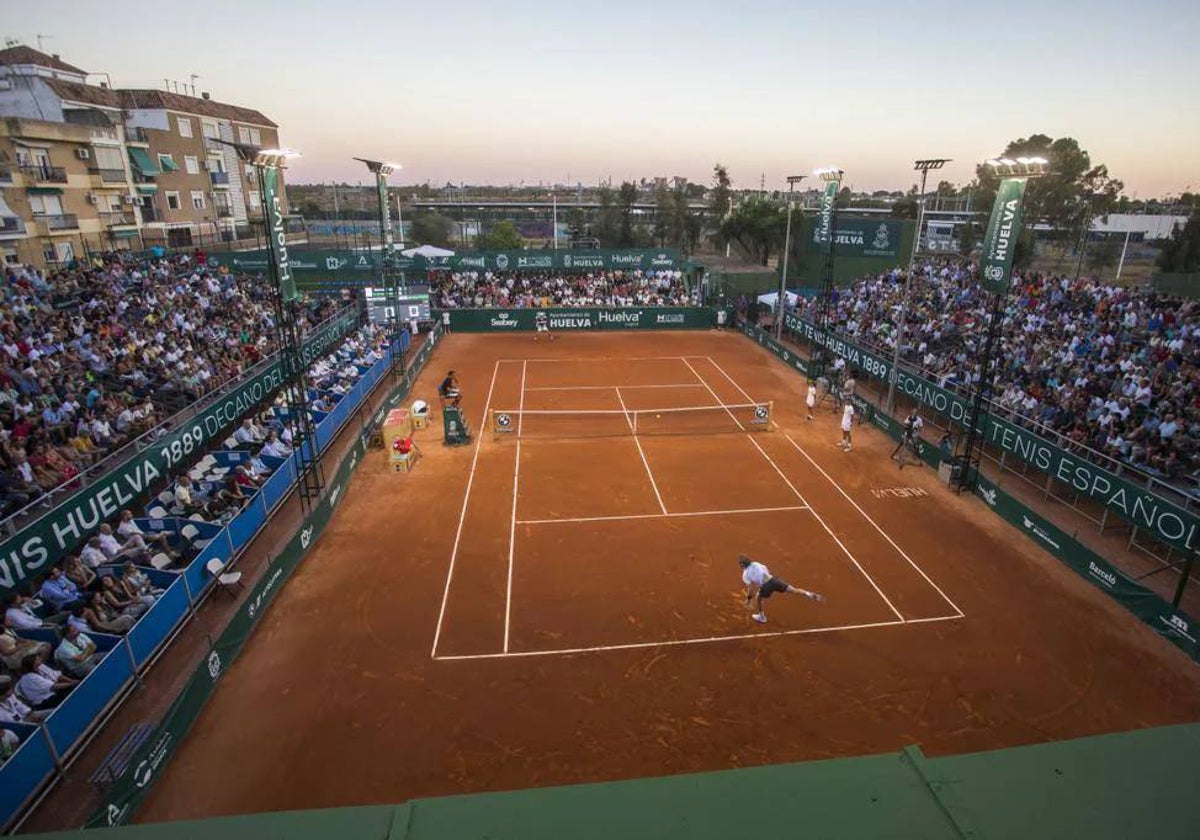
[
  {"xmin": 110, "ymin": 229, "xmax": 141, "ymax": 239},
  {"xmin": 157, "ymin": 155, "xmax": 179, "ymax": 172},
  {"xmin": 26, "ymin": 187, "xmax": 63, "ymax": 195},
  {"xmin": 136, "ymin": 185, "xmax": 158, "ymax": 193},
  {"xmin": 129, "ymin": 147, "xmax": 160, "ymax": 176}
]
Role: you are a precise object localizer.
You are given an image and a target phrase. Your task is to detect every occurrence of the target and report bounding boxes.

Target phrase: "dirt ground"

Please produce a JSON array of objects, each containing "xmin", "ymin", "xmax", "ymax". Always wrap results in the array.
[{"xmin": 135, "ymin": 330, "xmax": 1200, "ymax": 824}]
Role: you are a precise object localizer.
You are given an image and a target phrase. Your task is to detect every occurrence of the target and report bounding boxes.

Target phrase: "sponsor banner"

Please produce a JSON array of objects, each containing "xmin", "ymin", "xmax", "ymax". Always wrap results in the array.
[
  {"xmin": 805, "ymin": 217, "xmax": 904, "ymax": 259},
  {"xmin": 975, "ymin": 475, "xmax": 1197, "ymax": 664},
  {"xmin": 208, "ymin": 248, "xmax": 682, "ymax": 282},
  {"xmin": 0, "ymin": 307, "xmax": 360, "ymax": 595},
  {"xmin": 445, "ymin": 307, "xmax": 714, "ymax": 332},
  {"xmin": 88, "ymin": 323, "xmax": 443, "ymax": 828},
  {"xmin": 979, "ymin": 178, "xmax": 1028, "ymax": 294},
  {"xmin": 778, "ymin": 314, "xmax": 1200, "ymax": 555},
  {"xmin": 260, "ymin": 168, "xmax": 298, "ymax": 302}
]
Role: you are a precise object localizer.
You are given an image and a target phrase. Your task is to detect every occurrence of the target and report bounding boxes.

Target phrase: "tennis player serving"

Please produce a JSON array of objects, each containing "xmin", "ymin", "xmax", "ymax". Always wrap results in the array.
[{"xmin": 739, "ymin": 555, "xmax": 824, "ymax": 624}]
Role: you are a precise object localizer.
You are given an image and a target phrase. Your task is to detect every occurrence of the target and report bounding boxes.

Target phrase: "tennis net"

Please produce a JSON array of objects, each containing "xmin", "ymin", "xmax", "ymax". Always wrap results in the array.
[{"xmin": 490, "ymin": 401, "xmax": 773, "ymax": 439}]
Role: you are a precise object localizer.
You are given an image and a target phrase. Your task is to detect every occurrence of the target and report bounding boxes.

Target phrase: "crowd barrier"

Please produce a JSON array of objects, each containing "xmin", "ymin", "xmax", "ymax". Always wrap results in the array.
[
  {"xmin": 0, "ymin": 327, "xmax": 437, "ymax": 831},
  {"xmin": 441, "ymin": 306, "xmax": 725, "ymax": 332},
  {"xmin": 740, "ymin": 319, "xmax": 1199, "ymax": 665},
  {"xmin": 78, "ymin": 325, "xmax": 440, "ymax": 828},
  {"xmin": 0, "ymin": 306, "xmax": 363, "ymax": 597}
]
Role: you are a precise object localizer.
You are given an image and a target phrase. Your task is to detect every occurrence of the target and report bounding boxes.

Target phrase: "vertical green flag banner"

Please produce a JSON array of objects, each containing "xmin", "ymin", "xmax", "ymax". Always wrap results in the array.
[
  {"xmin": 979, "ymin": 177, "xmax": 1028, "ymax": 294},
  {"xmin": 815, "ymin": 180, "xmax": 840, "ymax": 246},
  {"xmin": 262, "ymin": 167, "xmax": 299, "ymax": 302}
]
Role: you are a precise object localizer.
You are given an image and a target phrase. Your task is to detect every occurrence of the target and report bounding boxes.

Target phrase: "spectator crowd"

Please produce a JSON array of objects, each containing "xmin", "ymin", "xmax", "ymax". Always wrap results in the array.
[
  {"xmin": 434, "ymin": 269, "xmax": 695, "ymax": 309},
  {"xmin": 785, "ymin": 259, "xmax": 1199, "ymax": 486},
  {"xmin": 0, "ymin": 251, "xmax": 339, "ymax": 518}
]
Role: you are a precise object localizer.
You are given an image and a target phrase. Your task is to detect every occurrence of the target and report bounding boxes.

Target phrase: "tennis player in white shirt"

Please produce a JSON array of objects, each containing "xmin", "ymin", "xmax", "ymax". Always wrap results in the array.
[
  {"xmin": 840, "ymin": 403, "xmax": 855, "ymax": 452},
  {"xmin": 739, "ymin": 556, "xmax": 824, "ymax": 624},
  {"xmin": 805, "ymin": 380, "xmax": 817, "ymax": 421}
]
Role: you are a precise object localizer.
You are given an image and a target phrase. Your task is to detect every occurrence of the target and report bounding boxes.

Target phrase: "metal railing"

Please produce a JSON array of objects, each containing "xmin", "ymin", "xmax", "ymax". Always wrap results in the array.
[
  {"xmin": 19, "ymin": 163, "xmax": 67, "ymax": 183},
  {"xmin": 36, "ymin": 213, "xmax": 79, "ymax": 231},
  {"xmin": 0, "ymin": 303, "xmax": 359, "ymax": 537},
  {"xmin": 125, "ymin": 127, "xmax": 150, "ymax": 144},
  {"xmin": 0, "ymin": 216, "xmax": 24, "ymax": 235},
  {"xmin": 210, "ymin": 171, "xmax": 230, "ymax": 186},
  {"xmin": 101, "ymin": 211, "xmax": 136, "ymax": 227},
  {"xmin": 90, "ymin": 167, "xmax": 127, "ymax": 183}
]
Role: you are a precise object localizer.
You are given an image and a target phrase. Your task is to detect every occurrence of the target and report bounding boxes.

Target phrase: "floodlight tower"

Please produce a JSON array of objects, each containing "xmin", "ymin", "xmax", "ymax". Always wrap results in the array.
[
  {"xmin": 774, "ymin": 174, "xmax": 807, "ymax": 339},
  {"xmin": 952, "ymin": 156, "xmax": 1049, "ymax": 492},
  {"xmin": 219, "ymin": 142, "xmax": 325, "ymax": 510},
  {"xmin": 354, "ymin": 158, "xmax": 405, "ymax": 379},
  {"xmin": 886, "ymin": 157, "xmax": 951, "ymax": 413},
  {"xmin": 809, "ymin": 167, "xmax": 844, "ymax": 383}
]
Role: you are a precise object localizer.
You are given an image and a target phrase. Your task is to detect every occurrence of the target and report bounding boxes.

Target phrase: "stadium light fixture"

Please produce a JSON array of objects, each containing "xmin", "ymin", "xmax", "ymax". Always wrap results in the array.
[
  {"xmin": 774, "ymin": 175, "xmax": 808, "ymax": 339},
  {"xmin": 815, "ymin": 167, "xmax": 844, "ymax": 182},
  {"xmin": 984, "ymin": 156, "xmax": 1048, "ymax": 178},
  {"xmin": 354, "ymin": 158, "xmax": 402, "ymax": 177}
]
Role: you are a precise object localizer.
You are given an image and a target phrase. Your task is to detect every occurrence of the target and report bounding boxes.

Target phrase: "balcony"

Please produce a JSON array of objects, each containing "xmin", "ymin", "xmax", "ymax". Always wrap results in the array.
[
  {"xmin": 210, "ymin": 170, "xmax": 230, "ymax": 186},
  {"xmin": 20, "ymin": 164, "xmax": 68, "ymax": 184},
  {"xmin": 0, "ymin": 164, "xmax": 11, "ymax": 184},
  {"xmin": 215, "ymin": 204, "xmax": 234, "ymax": 219},
  {"xmin": 140, "ymin": 204, "xmax": 161, "ymax": 223},
  {"xmin": 35, "ymin": 213, "xmax": 79, "ymax": 232},
  {"xmin": 90, "ymin": 167, "xmax": 127, "ymax": 184},
  {"xmin": 0, "ymin": 216, "xmax": 26, "ymax": 239},
  {"xmin": 126, "ymin": 127, "xmax": 150, "ymax": 145},
  {"xmin": 101, "ymin": 211, "xmax": 137, "ymax": 227}
]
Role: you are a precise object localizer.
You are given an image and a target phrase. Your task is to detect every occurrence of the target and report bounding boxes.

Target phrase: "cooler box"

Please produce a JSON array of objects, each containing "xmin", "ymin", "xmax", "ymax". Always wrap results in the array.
[{"xmin": 411, "ymin": 400, "xmax": 430, "ymax": 430}]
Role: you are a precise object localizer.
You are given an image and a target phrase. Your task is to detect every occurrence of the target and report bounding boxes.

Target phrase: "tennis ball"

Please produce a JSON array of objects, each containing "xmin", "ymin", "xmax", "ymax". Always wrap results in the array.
[{"xmin": 656, "ymin": 414, "xmax": 661, "ymax": 419}]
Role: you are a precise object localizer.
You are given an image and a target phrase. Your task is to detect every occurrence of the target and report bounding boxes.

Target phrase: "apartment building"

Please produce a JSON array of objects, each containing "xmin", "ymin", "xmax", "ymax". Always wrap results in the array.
[{"xmin": 0, "ymin": 46, "xmax": 287, "ymax": 269}]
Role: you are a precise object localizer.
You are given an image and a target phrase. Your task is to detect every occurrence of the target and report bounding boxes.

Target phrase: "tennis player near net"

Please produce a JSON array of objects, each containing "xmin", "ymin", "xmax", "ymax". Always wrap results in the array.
[
  {"xmin": 739, "ymin": 556, "xmax": 824, "ymax": 624},
  {"xmin": 534, "ymin": 310, "xmax": 556, "ymax": 342}
]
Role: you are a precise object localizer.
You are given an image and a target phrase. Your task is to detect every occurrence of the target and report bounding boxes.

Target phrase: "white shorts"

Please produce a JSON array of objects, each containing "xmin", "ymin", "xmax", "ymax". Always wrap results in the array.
[
  {"xmin": 806, "ymin": 394, "xmax": 816, "ymax": 407},
  {"xmin": 536, "ymin": 323, "xmax": 549, "ymax": 332},
  {"xmin": 841, "ymin": 421, "xmax": 852, "ymax": 432}
]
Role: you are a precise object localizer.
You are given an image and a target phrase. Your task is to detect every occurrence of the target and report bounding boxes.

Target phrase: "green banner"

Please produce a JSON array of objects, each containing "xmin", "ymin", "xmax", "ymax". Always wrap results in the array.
[
  {"xmin": 979, "ymin": 178, "xmax": 1027, "ymax": 294},
  {"xmin": 814, "ymin": 181, "xmax": 839, "ymax": 248},
  {"xmin": 805, "ymin": 217, "xmax": 903, "ymax": 259},
  {"xmin": 88, "ymin": 323, "xmax": 443, "ymax": 828},
  {"xmin": 0, "ymin": 307, "xmax": 359, "ymax": 595},
  {"xmin": 444, "ymin": 307, "xmax": 715, "ymax": 332},
  {"xmin": 775, "ymin": 313, "xmax": 1200, "ymax": 555},
  {"xmin": 208, "ymin": 248, "xmax": 683, "ymax": 281},
  {"xmin": 261, "ymin": 167, "xmax": 298, "ymax": 302}
]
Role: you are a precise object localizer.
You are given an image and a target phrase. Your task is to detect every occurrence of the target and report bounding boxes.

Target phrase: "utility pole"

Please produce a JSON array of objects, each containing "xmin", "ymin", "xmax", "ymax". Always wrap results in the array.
[{"xmin": 775, "ymin": 175, "xmax": 806, "ymax": 339}]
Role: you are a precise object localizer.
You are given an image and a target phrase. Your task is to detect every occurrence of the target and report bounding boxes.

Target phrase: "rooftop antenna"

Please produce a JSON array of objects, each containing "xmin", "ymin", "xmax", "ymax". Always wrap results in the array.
[
  {"xmin": 4, "ymin": 38, "xmax": 20, "ymax": 48},
  {"xmin": 36, "ymin": 34, "xmax": 52, "ymax": 52},
  {"xmin": 189, "ymin": 73, "xmax": 201, "ymax": 96}
]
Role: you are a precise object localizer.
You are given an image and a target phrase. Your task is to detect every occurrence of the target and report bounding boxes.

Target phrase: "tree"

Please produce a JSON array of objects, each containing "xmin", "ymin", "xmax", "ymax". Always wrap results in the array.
[
  {"xmin": 653, "ymin": 181, "xmax": 672, "ymax": 246},
  {"xmin": 1157, "ymin": 209, "xmax": 1200, "ymax": 272},
  {"xmin": 720, "ymin": 197, "xmax": 787, "ymax": 266},
  {"xmin": 617, "ymin": 181, "xmax": 639, "ymax": 246},
  {"xmin": 1086, "ymin": 239, "xmax": 1122, "ymax": 273},
  {"xmin": 475, "ymin": 220, "xmax": 523, "ymax": 250},
  {"xmin": 974, "ymin": 134, "xmax": 1124, "ymax": 250},
  {"xmin": 409, "ymin": 212, "xmax": 454, "ymax": 248},
  {"xmin": 709, "ymin": 163, "xmax": 732, "ymax": 248},
  {"xmin": 297, "ymin": 200, "xmax": 322, "ymax": 219},
  {"xmin": 595, "ymin": 186, "xmax": 620, "ymax": 246},
  {"xmin": 891, "ymin": 197, "xmax": 919, "ymax": 219}
]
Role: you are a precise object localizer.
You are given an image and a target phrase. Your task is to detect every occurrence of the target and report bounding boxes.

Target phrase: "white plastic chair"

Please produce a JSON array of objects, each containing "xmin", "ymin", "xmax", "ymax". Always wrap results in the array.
[
  {"xmin": 223, "ymin": 437, "xmax": 238, "ymax": 449},
  {"xmin": 188, "ymin": 513, "xmax": 207, "ymax": 522},
  {"xmin": 206, "ymin": 558, "xmax": 242, "ymax": 595},
  {"xmin": 150, "ymin": 553, "xmax": 173, "ymax": 571},
  {"xmin": 157, "ymin": 490, "xmax": 175, "ymax": 505},
  {"xmin": 197, "ymin": 455, "xmax": 217, "ymax": 469},
  {"xmin": 147, "ymin": 505, "xmax": 168, "ymax": 519}
]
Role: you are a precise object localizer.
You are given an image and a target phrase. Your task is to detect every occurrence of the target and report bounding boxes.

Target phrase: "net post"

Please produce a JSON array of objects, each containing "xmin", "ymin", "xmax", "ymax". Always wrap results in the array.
[{"xmin": 632, "ymin": 409, "xmax": 638, "ymax": 435}]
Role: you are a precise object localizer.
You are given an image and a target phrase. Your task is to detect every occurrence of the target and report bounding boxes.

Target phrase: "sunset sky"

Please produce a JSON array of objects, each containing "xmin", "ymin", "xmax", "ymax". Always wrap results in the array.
[{"xmin": 12, "ymin": 0, "xmax": 1200, "ymax": 196}]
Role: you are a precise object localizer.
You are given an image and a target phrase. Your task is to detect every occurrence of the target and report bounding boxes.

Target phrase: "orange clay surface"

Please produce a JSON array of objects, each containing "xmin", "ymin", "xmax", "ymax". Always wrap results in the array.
[{"xmin": 137, "ymin": 330, "xmax": 1200, "ymax": 823}]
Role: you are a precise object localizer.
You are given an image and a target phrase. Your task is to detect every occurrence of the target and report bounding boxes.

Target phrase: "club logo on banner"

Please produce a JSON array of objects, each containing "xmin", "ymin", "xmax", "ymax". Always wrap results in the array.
[{"xmin": 979, "ymin": 177, "xmax": 1028, "ymax": 294}]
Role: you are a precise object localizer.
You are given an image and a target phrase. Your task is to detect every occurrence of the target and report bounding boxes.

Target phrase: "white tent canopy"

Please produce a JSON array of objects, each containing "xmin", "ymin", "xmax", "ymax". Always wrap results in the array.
[
  {"xmin": 401, "ymin": 244, "xmax": 455, "ymax": 258},
  {"xmin": 756, "ymin": 291, "xmax": 800, "ymax": 309}
]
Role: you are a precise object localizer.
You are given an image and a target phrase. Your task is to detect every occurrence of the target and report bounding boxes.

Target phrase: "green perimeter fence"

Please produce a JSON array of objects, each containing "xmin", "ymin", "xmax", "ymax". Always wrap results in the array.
[
  {"xmin": 85, "ymin": 328, "xmax": 443, "ymax": 828},
  {"xmin": 440, "ymin": 306, "xmax": 726, "ymax": 332},
  {"xmin": 741, "ymin": 319, "xmax": 1198, "ymax": 664}
]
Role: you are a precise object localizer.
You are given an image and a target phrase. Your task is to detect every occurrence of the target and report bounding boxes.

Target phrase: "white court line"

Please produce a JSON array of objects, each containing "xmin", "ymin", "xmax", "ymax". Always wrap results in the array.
[
  {"xmin": 783, "ymin": 432, "xmax": 965, "ymax": 617},
  {"xmin": 433, "ymin": 614, "xmax": 964, "ymax": 661},
  {"xmin": 502, "ymin": 362, "xmax": 529, "ymax": 653},
  {"xmin": 517, "ymin": 505, "xmax": 809, "ymax": 526},
  {"xmin": 524, "ymin": 384, "xmax": 705, "ymax": 391},
  {"xmin": 503, "ymin": 440, "xmax": 522, "ymax": 652},
  {"xmin": 681, "ymin": 357, "xmax": 745, "ymax": 431},
  {"xmin": 705, "ymin": 353, "xmax": 963, "ymax": 620},
  {"xmin": 430, "ymin": 360, "xmax": 502, "ymax": 659},
  {"xmin": 615, "ymin": 386, "xmax": 667, "ymax": 515},
  {"xmin": 687, "ymin": 355, "xmax": 904, "ymax": 622},
  {"xmin": 498, "ymin": 356, "xmax": 694, "ymax": 363}
]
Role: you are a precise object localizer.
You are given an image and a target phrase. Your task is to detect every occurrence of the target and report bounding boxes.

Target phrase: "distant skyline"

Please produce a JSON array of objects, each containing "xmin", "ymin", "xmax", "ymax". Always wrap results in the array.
[{"xmin": 8, "ymin": 0, "xmax": 1199, "ymax": 197}]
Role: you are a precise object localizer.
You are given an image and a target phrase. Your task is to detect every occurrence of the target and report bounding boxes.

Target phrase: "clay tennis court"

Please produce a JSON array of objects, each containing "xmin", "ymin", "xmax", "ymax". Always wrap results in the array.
[{"xmin": 137, "ymin": 331, "xmax": 1200, "ymax": 823}]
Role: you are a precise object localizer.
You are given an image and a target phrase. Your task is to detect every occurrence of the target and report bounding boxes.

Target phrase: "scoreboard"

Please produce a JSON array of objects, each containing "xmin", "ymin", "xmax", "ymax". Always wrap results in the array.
[{"xmin": 363, "ymin": 286, "xmax": 431, "ymax": 324}]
